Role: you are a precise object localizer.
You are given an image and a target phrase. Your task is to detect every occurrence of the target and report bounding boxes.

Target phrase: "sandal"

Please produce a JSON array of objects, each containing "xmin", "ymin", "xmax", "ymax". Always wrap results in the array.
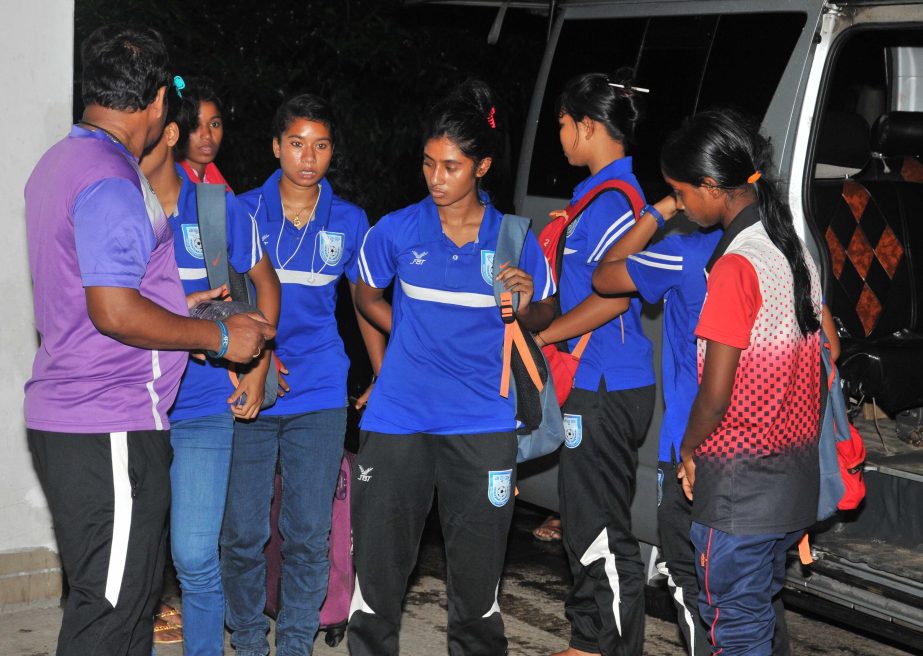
[
  {"xmin": 155, "ymin": 601, "xmax": 182, "ymax": 628},
  {"xmin": 152, "ymin": 616, "xmax": 183, "ymax": 644},
  {"xmin": 532, "ymin": 515, "xmax": 562, "ymax": 542}
]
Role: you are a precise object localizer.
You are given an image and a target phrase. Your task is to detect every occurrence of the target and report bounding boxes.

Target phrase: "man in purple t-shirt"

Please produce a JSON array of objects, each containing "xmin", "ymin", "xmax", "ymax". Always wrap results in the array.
[{"xmin": 23, "ymin": 25, "xmax": 274, "ymax": 656}]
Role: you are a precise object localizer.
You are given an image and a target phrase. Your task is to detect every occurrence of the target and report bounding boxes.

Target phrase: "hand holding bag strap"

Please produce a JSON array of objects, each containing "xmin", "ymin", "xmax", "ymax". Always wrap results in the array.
[{"xmin": 492, "ymin": 214, "xmax": 531, "ymax": 310}]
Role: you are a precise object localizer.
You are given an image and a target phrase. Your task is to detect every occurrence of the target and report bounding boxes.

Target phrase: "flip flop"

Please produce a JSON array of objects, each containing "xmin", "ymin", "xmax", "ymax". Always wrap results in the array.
[
  {"xmin": 152, "ymin": 616, "xmax": 183, "ymax": 644},
  {"xmin": 155, "ymin": 601, "xmax": 182, "ymax": 628},
  {"xmin": 532, "ymin": 515, "xmax": 562, "ymax": 542}
]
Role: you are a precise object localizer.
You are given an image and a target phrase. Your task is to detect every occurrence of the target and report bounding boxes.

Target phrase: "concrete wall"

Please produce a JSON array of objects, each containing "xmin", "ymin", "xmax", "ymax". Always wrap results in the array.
[{"xmin": 0, "ymin": 1, "xmax": 74, "ymax": 607}]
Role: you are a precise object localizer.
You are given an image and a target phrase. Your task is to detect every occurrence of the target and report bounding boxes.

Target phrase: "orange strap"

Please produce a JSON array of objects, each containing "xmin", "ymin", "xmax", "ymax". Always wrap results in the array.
[
  {"xmin": 499, "ymin": 292, "xmax": 544, "ymax": 398},
  {"xmin": 571, "ymin": 332, "xmax": 592, "ymax": 360},
  {"xmin": 798, "ymin": 533, "xmax": 814, "ymax": 565}
]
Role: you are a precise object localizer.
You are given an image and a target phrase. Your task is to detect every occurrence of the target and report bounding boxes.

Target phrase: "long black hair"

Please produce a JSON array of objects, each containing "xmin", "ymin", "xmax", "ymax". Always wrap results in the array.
[
  {"xmin": 555, "ymin": 67, "xmax": 644, "ymax": 150},
  {"xmin": 421, "ymin": 79, "xmax": 504, "ymax": 189},
  {"xmin": 661, "ymin": 109, "xmax": 820, "ymax": 336},
  {"xmin": 271, "ymin": 93, "xmax": 361, "ymax": 204}
]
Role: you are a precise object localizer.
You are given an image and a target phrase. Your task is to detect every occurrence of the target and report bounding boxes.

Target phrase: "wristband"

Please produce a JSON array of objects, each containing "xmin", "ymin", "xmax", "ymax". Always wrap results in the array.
[
  {"xmin": 207, "ymin": 320, "xmax": 229, "ymax": 359},
  {"xmin": 370, "ymin": 374, "xmax": 379, "ymax": 385},
  {"xmin": 642, "ymin": 204, "xmax": 665, "ymax": 229}
]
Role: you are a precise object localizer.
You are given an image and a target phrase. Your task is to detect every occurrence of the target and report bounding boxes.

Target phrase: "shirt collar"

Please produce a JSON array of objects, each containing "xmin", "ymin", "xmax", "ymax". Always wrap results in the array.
[
  {"xmin": 260, "ymin": 169, "xmax": 333, "ymax": 229},
  {"xmin": 417, "ymin": 193, "xmax": 500, "ymax": 250},
  {"xmin": 175, "ymin": 164, "xmax": 194, "ymax": 220},
  {"xmin": 572, "ymin": 156, "xmax": 634, "ymax": 202},
  {"xmin": 705, "ymin": 203, "xmax": 762, "ymax": 273},
  {"xmin": 70, "ymin": 124, "xmax": 134, "ymax": 160}
]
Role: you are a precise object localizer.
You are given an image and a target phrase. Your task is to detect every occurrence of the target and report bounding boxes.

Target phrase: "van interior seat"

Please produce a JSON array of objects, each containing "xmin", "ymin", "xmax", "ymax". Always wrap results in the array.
[{"xmin": 812, "ymin": 110, "xmax": 923, "ymax": 415}]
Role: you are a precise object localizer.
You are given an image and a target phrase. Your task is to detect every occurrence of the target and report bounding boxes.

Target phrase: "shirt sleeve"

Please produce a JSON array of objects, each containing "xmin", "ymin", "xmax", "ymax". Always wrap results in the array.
[
  {"xmin": 625, "ymin": 234, "xmax": 685, "ymax": 304},
  {"xmin": 695, "ymin": 254, "xmax": 762, "ymax": 349},
  {"xmin": 519, "ymin": 230, "xmax": 556, "ymax": 301},
  {"xmin": 73, "ymin": 178, "xmax": 156, "ymax": 288},
  {"xmin": 581, "ymin": 189, "xmax": 639, "ymax": 265},
  {"xmin": 227, "ymin": 191, "xmax": 263, "ymax": 274},
  {"xmin": 344, "ymin": 209, "xmax": 371, "ymax": 284},
  {"xmin": 357, "ymin": 218, "xmax": 396, "ymax": 289}
]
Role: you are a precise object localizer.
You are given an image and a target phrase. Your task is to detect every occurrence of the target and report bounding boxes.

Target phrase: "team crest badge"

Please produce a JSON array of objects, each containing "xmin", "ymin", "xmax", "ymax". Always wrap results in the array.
[
  {"xmin": 563, "ymin": 414, "xmax": 583, "ymax": 449},
  {"xmin": 487, "ymin": 469, "xmax": 512, "ymax": 508},
  {"xmin": 565, "ymin": 216, "xmax": 581, "ymax": 238},
  {"xmin": 319, "ymin": 231, "xmax": 345, "ymax": 266},
  {"xmin": 181, "ymin": 224, "xmax": 203, "ymax": 259},
  {"xmin": 481, "ymin": 249, "xmax": 496, "ymax": 285}
]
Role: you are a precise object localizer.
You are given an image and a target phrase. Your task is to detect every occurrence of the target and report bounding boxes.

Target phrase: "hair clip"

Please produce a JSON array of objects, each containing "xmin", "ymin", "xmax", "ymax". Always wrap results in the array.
[
  {"xmin": 173, "ymin": 75, "xmax": 186, "ymax": 98},
  {"xmin": 747, "ymin": 171, "xmax": 762, "ymax": 184},
  {"xmin": 487, "ymin": 106, "xmax": 497, "ymax": 129},
  {"xmin": 607, "ymin": 82, "xmax": 650, "ymax": 94}
]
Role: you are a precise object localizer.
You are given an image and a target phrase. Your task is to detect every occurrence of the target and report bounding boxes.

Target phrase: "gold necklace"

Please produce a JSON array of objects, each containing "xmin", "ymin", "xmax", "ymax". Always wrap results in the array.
[{"xmin": 282, "ymin": 187, "xmax": 321, "ymax": 229}]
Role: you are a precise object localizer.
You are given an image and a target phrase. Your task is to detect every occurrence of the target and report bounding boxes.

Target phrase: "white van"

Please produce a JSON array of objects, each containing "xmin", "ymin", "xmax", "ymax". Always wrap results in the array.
[
  {"xmin": 465, "ymin": 0, "xmax": 923, "ymax": 649},
  {"xmin": 488, "ymin": 0, "xmax": 923, "ymax": 648}
]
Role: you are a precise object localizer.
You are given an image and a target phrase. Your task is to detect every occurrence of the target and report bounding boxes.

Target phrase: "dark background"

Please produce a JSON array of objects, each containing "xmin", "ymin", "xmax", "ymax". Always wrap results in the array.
[{"xmin": 74, "ymin": 0, "xmax": 550, "ymax": 219}]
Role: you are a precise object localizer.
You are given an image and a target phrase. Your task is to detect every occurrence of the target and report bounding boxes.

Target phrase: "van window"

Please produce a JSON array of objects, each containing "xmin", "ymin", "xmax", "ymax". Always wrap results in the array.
[{"xmin": 527, "ymin": 12, "xmax": 806, "ymax": 199}]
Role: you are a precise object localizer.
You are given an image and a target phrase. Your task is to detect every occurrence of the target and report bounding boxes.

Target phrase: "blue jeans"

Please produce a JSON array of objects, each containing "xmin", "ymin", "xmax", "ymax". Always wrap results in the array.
[
  {"xmin": 221, "ymin": 408, "xmax": 346, "ymax": 656},
  {"xmin": 170, "ymin": 412, "xmax": 234, "ymax": 656}
]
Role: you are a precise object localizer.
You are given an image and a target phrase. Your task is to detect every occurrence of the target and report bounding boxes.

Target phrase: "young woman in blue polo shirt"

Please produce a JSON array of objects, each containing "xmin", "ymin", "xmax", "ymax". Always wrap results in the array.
[
  {"xmin": 220, "ymin": 94, "xmax": 385, "ymax": 656},
  {"xmin": 140, "ymin": 82, "xmax": 280, "ymax": 656},
  {"xmin": 592, "ymin": 202, "xmax": 720, "ymax": 656},
  {"xmin": 530, "ymin": 70, "xmax": 655, "ymax": 656},
  {"xmin": 349, "ymin": 80, "xmax": 555, "ymax": 656}
]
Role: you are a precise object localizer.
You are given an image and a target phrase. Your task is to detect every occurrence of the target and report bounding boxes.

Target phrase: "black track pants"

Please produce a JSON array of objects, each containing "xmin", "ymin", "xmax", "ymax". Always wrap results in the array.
[
  {"xmin": 347, "ymin": 430, "xmax": 518, "ymax": 656},
  {"xmin": 27, "ymin": 429, "xmax": 172, "ymax": 656},
  {"xmin": 559, "ymin": 384, "xmax": 654, "ymax": 656},
  {"xmin": 657, "ymin": 459, "xmax": 711, "ymax": 656}
]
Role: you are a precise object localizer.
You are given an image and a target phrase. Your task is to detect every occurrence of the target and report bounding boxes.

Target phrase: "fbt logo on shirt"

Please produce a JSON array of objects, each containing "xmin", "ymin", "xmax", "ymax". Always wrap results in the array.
[
  {"xmin": 181, "ymin": 224, "xmax": 203, "ymax": 259},
  {"xmin": 411, "ymin": 250, "xmax": 428, "ymax": 265}
]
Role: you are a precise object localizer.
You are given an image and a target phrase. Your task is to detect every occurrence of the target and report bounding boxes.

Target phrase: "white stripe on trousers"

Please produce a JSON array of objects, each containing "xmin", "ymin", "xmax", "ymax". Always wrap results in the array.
[
  {"xmin": 580, "ymin": 526, "xmax": 622, "ymax": 636},
  {"xmin": 104, "ymin": 431, "xmax": 133, "ymax": 607}
]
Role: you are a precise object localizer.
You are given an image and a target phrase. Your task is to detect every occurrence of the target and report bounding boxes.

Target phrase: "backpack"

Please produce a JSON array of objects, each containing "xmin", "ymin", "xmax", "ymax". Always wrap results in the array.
[
  {"xmin": 799, "ymin": 332, "xmax": 867, "ymax": 565},
  {"xmin": 493, "ymin": 213, "xmax": 565, "ymax": 463},
  {"xmin": 196, "ymin": 183, "xmax": 280, "ymax": 410},
  {"xmin": 537, "ymin": 180, "xmax": 645, "ymax": 406}
]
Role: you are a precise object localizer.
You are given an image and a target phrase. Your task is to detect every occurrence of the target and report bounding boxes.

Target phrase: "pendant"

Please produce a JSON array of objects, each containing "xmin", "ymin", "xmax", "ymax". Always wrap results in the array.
[{"xmin": 293, "ymin": 217, "xmax": 302, "ymax": 228}]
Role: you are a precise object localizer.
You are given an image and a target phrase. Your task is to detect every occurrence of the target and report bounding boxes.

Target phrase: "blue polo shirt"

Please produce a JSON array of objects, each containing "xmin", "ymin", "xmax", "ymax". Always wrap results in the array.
[
  {"xmin": 358, "ymin": 196, "xmax": 555, "ymax": 435},
  {"xmin": 625, "ymin": 228, "xmax": 722, "ymax": 461},
  {"xmin": 560, "ymin": 157, "xmax": 654, "ymax": 392},
  {"xmin": 239, "ymin": 170, "xmax": 369, "ymax": 415},
  {"xmin": 168, "ymin": 165, "xmax": 263, "ymax": 421}
]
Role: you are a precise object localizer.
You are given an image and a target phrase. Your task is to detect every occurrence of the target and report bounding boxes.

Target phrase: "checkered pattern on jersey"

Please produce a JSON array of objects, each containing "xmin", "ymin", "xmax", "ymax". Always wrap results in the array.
[
  {"xmin": 822, "ymin": 179, "xmax": 906, "ymax": 337},
  {"xmin": 696, "ymin": 226, "xmax": 821, "ymax": 464}
]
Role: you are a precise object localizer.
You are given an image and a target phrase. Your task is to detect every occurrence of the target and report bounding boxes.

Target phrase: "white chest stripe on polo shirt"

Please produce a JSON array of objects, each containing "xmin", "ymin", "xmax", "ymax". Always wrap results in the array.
[
  {"xmin": 105, "ymin": 431, "xmax": 132, "ymax": 607},
  {"xmin": 589, "ymin": 209, "xmax": 635, "ymax": 263},
  {"xmin": 628, "ymin": 251, "xmax": 684, "ymax": 271},
  {"xmin": 400, "ymin": 280, "xmax": 496, "ymax": 308},
  {"xmin": 580, "ymin": 527, "xmax": 622, "ymax": 636},
  {"xmin": 276, "ymin": 268, "xmax": 338, "ymax": 287},
  {"xmin": 178, "ymin": 267, "xmax": 208, "ymax": 280}
]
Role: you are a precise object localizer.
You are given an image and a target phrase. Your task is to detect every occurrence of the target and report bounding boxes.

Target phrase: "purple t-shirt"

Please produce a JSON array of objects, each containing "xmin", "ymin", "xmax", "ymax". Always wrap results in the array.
[{"xmin": 24, "ymin": 126, "xmax": 188, "ymax": 433}]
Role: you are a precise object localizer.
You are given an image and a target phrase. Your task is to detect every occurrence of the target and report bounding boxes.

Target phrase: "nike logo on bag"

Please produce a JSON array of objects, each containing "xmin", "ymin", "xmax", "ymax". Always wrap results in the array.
[{"xmin": 213, "ymin": 254, "xmax": 221, "ymax": 266}]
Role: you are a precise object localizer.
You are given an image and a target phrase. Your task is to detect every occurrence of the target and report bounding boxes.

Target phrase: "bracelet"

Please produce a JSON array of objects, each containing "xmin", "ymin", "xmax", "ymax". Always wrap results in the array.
[
  {"xmin": 535, "ymin": 332, "xmax": 546, "ymax": 347},
  {"xmin": 370, "ymin": 374, "xmax": 378, "ymax": 385},
  {"xmin": 642, "ymin": 204, "xmax": 665, "ymax": 229},
  {"xmin": 207, "ymin": 320, "xmax": 229, "ymax": 359}
]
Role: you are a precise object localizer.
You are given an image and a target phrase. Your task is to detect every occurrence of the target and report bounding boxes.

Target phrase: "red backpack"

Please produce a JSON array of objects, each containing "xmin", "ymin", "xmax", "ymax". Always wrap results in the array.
[{"xmin": 538, "ymin": 179, "xmax": 645, "ymax": 406}]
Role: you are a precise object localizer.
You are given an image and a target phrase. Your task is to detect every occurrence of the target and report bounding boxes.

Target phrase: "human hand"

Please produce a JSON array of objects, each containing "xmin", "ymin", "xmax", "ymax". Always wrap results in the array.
[
  {"xmin": 495, "ymin": 262, "xmax": 535, "ymax": 311},
  {"xmin": 677, "ymin": 456, "xmax": 696, "ymax": 501},
  {"xmin": 276, "ymin": 359, "xmax": 290, "ymax": 397},
  {"xmin": 186, "ymin": 284, "xmax": 228, "ymax": 310},
  {"xmin": 222, "ymin": 313, "xmax": 276, "ymax": 364},
  {"xmin": 653, "ymin": 194, "xmax": 679, "ymax": 223},
  {"xmin": 228, "ymin": 356, "xmax": 269, "ymax": 420},
  {"xmin": 354, "ymin": 382, "xmax": 374, "ymax": 410},
  {"xmin": 549, "ymin": 208, "xmax": 569, "ymax": 220}
]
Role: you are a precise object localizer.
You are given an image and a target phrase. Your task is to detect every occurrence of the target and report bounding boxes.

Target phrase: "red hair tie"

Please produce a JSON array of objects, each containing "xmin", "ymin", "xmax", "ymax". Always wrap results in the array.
[{"xmin": 487, "ymin": 106, "xmax": 497, "ymax": 129}]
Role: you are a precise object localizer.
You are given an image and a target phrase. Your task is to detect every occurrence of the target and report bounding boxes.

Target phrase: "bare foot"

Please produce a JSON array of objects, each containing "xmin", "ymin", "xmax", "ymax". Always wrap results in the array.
[
  {"xmin": 532, "ymin": 515, "xmax": 562, "ymax": 542},
  {"xmin": 551, "ymin": 648, "xmax": 597, "ymax": 656}
]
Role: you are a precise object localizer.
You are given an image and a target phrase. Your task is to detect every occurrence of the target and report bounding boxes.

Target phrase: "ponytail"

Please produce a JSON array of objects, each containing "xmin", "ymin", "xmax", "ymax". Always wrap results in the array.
[{"xmin": 661, "ymin": 109, "xmax": 819, "ymax": 336}]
